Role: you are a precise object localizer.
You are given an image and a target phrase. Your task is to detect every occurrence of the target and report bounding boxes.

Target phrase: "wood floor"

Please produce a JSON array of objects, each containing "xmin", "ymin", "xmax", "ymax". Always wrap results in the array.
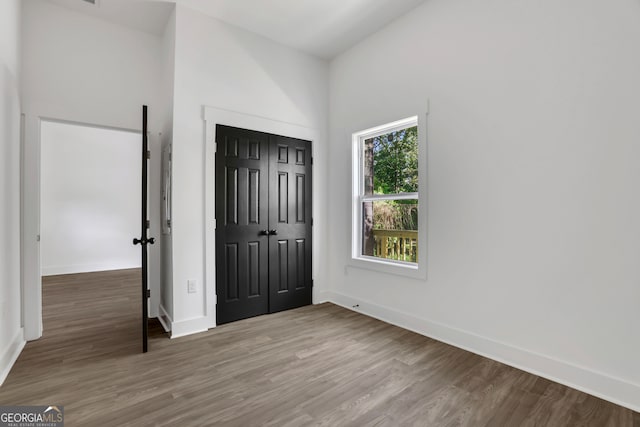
[{"xmin": 0, "ymin": 270, "xmax": 637, "ymax": 426}]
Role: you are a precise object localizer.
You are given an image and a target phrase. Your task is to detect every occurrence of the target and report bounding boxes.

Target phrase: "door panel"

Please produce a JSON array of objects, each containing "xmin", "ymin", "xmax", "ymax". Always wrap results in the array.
[
  {"xmin": 268, "ymin": 135, "xmax": 313, "ymax": 314},
  {"xmin": 216, "ymin": 125, "xmax": 270, "ymax": 324},
  {"xmin": 216, "ymin": 126, "xmax": 312, "ymax": 324},
  {"xmin": 141, "ymin": 106, "xmax": 149, "ymax": 353},
  {"xmin": 133, "ymin": 105, "xmax": 155, "ymax": 353}
]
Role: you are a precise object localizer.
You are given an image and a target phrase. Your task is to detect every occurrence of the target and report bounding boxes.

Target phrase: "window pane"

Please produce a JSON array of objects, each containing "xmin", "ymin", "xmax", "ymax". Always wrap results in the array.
[
  {"xmin": 363, "ymin": 126, "xmax": 418, "ymax": 196},
  {"xmin": 362, "ymin": 200, "xmax": 418, "ymax": 263}
]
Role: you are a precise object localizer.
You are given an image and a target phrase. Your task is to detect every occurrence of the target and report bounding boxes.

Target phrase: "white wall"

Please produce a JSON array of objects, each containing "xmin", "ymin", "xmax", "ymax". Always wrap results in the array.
[
  {"xmin": 40, "ymin": 121, "xmax": 141, "ymax": 276},
  {"xmin": 169, "ymin": 5, "xmax": 329, "ymax": 334},
  {"xmin": 21, "ymin": 0, "xmax": 170, "ymax": 338},
  {"xmin": 328, "ymin": 0, "xmax": 640, "ymax": 411},
  {"xmin": 21, "ymin": 0, "xmax": 164, "ymax": 132},
  {"xmin": 159, "ymin": 9, "xmax": 176, "ymax": 327},
  {"xmin": 0, "ymin": 0, "xmax": 24, "ymax": 385}
]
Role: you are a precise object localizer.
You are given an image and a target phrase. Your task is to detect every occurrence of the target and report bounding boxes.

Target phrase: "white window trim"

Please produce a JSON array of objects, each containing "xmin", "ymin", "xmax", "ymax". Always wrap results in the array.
[{"xmin": 350, "ymin": 113, "xmax": 428, "ymax": 280}]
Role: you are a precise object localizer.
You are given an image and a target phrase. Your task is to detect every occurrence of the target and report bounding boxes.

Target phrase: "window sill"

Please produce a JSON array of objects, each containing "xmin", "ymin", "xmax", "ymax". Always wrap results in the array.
[{"xmin": 348, "ymin": 256, "xmax": 426, "ymax": 281}]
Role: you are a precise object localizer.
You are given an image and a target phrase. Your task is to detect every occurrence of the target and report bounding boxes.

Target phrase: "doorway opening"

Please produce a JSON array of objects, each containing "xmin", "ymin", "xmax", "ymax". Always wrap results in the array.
[{"xmin": 39, "ymin": 120, "xmax": 147, "ymax": 355}]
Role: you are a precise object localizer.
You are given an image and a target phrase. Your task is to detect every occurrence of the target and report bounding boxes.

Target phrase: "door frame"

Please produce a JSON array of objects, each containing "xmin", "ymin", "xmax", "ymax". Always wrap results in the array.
[
  {"xmin": 204, "ymin": 106, "xmax": 322, "ymax": 329},
  {"xmin": 22, "ymin": 114, "xmax": 156, "ymax": 341}
]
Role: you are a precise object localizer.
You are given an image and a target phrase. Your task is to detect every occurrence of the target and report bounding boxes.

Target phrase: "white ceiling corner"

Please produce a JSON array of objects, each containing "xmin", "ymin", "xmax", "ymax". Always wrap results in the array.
[
  {"xmin": 169, "ymin": 0, "xmax": 428, "ymax": 59},
  {"xmin": 46, "ymin": 0, "xmax": 428, "ymax": 59},
  {"xmin": 46, "ymin": 0, "xmax": 175, "ymax": 36}
]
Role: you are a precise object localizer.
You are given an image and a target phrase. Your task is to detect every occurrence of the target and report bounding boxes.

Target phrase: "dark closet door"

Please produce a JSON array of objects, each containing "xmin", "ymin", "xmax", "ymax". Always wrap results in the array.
[
  {"xmin": 268, "ymin": 135, "xmax": 313, "ymax": 313},
  {"xmin": 215, "ymin": 125, "xmax": 270, "ymax": 324},
  {"xmin": 215, "ymin": 125, "xmax": 313, "ymax": 325}
]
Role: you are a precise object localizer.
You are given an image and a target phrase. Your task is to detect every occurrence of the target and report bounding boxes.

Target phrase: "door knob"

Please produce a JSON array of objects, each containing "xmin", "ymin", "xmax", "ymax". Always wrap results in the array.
[
  {"xmin": 133, "ymin": 237, "xmax": 156, "ymax": 245},
  {"xmin": 269, "ymin": 230, "xmax": 278, "ymax": 236},
  {"xmin": 260, "ymin": 230, "xmax": 269, "ymax": 236}
]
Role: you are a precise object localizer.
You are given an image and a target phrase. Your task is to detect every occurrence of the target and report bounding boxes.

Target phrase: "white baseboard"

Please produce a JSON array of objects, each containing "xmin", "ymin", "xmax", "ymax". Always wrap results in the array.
[
  {"xmin": 170, "ymin": 316, "xmax": 209, "ymax": 339},
  {"xmin": 0, "ymin": 328, "xmax": 26, "ymax": 387},
  {"xmin": 326, "ymin": 291, "xmax": 640, "ymax": 413},
  {"xmin": 158, "ymin": 304, "xmax": 172, "ymax": 333},
  {"xmin": 42, "ymin": 262, "xmax": 141, "ymax": 276}
]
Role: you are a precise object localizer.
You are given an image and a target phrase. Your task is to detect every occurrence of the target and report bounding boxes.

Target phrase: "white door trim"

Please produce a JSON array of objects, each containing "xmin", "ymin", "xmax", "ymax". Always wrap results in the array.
[
  {"xmin": 22, "ymin": 114, "xmax": 146, "ymax": 341},
  {"xmin": 22, "ymin": 113, "xmax": 42, "ymax": 341},
  {"xmin": 203, "ymin": 106, "xmax": 322, "ymax": 328}
]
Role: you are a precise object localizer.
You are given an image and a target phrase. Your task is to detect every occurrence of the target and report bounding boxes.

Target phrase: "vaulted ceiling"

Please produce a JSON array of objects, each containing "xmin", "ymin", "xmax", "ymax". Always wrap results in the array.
[
  {"xmin": 168, "ymin": 0, "xmax": 428, "ymax": 59},
  {"xmin": 46, "ymin": 0, "xmax": 428, "ymax": 59}
]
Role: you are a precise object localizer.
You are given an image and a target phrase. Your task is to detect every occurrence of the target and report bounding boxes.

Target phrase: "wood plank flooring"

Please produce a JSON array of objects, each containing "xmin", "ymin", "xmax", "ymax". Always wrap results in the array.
[{"xmin": 0, "ymin": 270, "xmax": 637, "ymax": 426}]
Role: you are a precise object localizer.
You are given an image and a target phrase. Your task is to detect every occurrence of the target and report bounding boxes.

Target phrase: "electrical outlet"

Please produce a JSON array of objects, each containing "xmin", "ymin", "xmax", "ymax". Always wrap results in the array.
[{"xmin": 188, "ymin": 280, "xmax": 197, "ymax": 294}]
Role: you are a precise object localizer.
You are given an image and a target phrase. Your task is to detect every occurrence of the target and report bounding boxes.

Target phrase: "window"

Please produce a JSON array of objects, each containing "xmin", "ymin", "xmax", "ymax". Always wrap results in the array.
[{"xmin": 352, "ymin": 116, "xmax": 421, "ymax": 270}]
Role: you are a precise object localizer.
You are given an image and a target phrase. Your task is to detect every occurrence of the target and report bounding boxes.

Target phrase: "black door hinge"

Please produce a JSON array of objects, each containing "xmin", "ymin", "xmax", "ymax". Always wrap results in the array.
[{"xmin": 146, "ymin": 289, "xmax": 150, "ymax": 298}]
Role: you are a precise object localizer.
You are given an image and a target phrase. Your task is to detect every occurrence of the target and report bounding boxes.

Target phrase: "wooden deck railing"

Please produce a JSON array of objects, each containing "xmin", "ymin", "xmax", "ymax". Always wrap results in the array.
[{"xmin": 372, "ymin": 229, "xmax": 418, "ymax": 262}]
